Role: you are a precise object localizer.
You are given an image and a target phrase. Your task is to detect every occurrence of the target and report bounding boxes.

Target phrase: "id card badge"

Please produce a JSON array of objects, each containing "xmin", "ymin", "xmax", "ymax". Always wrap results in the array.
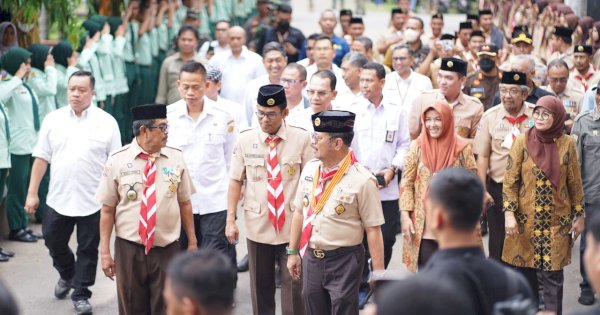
[
  {"xmin": 385, "ymin": 130, "xmax": 395, "ymax": 143},
  {"xmin": 385, "ymin": 109, "xmax": 399, "ymax": 143}
]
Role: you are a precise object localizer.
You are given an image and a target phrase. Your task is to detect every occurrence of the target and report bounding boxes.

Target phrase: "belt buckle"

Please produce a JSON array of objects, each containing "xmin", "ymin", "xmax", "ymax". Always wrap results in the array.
[{"xmin": 313, "ymin": 249, "xmax": 325, "ymax": 259}]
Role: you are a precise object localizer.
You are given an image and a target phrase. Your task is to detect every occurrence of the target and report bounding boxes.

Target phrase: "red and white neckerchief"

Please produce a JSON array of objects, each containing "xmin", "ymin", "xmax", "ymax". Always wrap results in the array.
[
  {"xmin": 299, "ymin": 151, "xmax": 357, "ymax": 257},
  {"xmin": 139, "ymin": 153, "xmax": 157, "ymax": 255},
  {"xmin": 505, "ymin": 114, "xmax": 529, "ymax": 140},
  {"xmin": 575, "ymin": 65, "xmax": 596, "ymax": 92},
  {"xmin": 266, "ymin": 136, "xmax": 285, "ymax": 233}
]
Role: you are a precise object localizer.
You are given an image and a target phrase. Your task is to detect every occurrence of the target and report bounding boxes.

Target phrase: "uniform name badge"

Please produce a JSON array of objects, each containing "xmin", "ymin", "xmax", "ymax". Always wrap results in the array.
[{"xmin": 385, "ymin": 116, "xmax": 398, "ymax": 143}]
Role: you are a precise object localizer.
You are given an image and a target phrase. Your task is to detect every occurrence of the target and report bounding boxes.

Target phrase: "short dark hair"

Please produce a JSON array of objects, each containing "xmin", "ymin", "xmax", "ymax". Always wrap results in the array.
[
  {"xmin": 167, "ymin": 249, "xmax": 235, "ymax": 314},
  {"xmin": 393, "ymin": 44, "xmax": 414, "ymax": 55},
  {"xmin": 180, "ymin": 61, "xmax": 207, "ymax": 79},
  {"xmin": 361, "ymin": 62, "xmax": 386, "ymax": 80},
  {"xmin": 215, "ymin": 20, "xmax": 231, "ymax": 28},
  {"xmin": 284, "ymin": 63, "xmax": 307, "ymax": 81},
  {"xmin": 68, "ymin": 70, "xmax": 95, "ymax": 89},
  {"xmin": 409, "ymin": 16, "xmax": 424, "ymax": 30},
  {"xmin": 315, "ymin": 35, "xmax": 334, "ymax": 47},
  {"xmin": 377, "ymin": 275, "xmax": 476, "ymax": 315},
  {"xmin": 353, "ymin": 36, "xmax": 373, "ymax": 51},
  {"xmin": 328, "ymin": 132, "xmax": 354, "ymax": 147},
  {"xmin": 555, "ymin": 33, "xmax": 573, "ymax": 45},
  {"xmin": 312, "ymin": 70, "xmax": 337, "ymax": 91},
  {"xmin": 132, "ymin": 119, "xmax": 154, "ymax": 137},
  {"xmin": 307, "ymin": 33, "xmax": 321, "ymax": 41},
  {"xmin": 177, "ymin": 24, "xmax": 200, "ymax": 41},
  {"xmin": 262, "ymin": 41, "xmax": 287, "ymax": 58},
  {"xmin": 428, "ymin": 167, "xmax": 484, "ymax": 231}
]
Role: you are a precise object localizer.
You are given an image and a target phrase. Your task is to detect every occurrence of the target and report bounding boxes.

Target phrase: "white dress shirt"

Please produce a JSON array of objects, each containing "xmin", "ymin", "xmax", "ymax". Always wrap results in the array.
[
  {"xmin": 166, "ymin": 98, "xmax": 237, "ymax": 215},
  {"xmin": 33, "ymin": 105, "xmax": 122, "ymax": 217},
  {"xmin": 242, "ymin": 74, "xmax": 271, "ymax": 127},
  {"xmin": 286, "ymin": 106, "xmax": 316, "ymax": 132},
  {"xmin": 382, "ymin": 70, "xmax": 432, "ymax": 110},
  {"xmin": 333, "ymin": 89, "xmax": 365, "ymax": 112},
  {"xmin": 198, "ymin": 40, "xmax": 231, "ymax": 61},
  {"xmin": 214, "ymin": 96, "xmax": 248, "ymax": 131},
  {"xmin": 209, "ymin": 47, "xmax": 266, "ymax": 106},
  {"xmin": 305, "ymin": 63, "xmax": 350, "ymax": 94},
  {"xmin": 250, "ymin": 96, "xmax": 310, "ymax": 128},
  {"xmin": 351, "ymin": 98, "xmax": 410, "ymax": 201}
]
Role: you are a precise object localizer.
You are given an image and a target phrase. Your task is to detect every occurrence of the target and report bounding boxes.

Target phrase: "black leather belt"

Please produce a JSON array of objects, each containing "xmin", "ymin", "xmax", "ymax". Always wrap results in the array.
[{"xmin": 308, "ymin": 244, "xmax": 362, "ymax": 259}]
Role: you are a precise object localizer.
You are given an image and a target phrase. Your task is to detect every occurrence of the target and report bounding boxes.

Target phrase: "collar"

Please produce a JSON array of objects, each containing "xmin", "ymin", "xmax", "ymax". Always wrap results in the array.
[
  {"xmin": 437, "ymin": 90, "xmax": 467, "ymax": 107},
  {"xmin": 127, "ymin": 138, "xmax": 170, "ymax": 161},
  {"xmin": 258, "ymin": 124, "xmax": 288, "ymax": 143},
  {"xmin": 427, "ymin": 246, "xmax": 485, "ymax": 263},
  {"xmin": 501, "ymin": 101, "xmax": 534, "ymax": 118},
  {"xmin": 395, "ymin": 70, "xmax": 413, "ymax": 82},
  {"xmin": 68, "ymin": 105, "xmax": 92, "ymax": 118}
]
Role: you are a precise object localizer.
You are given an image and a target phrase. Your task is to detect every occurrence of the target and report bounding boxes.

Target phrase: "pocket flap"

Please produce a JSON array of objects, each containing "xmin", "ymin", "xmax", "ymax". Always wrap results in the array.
[
  {"xmin": 281, "ymin": 155, "xmax": 301, "ymax": 165},
  {"xmin": 243, "ymin": 201, "xmax": 261, "ymax": 214},
  {"xmin": 244, "ymin": 158, "xmax": 265, "ymax": 167}
]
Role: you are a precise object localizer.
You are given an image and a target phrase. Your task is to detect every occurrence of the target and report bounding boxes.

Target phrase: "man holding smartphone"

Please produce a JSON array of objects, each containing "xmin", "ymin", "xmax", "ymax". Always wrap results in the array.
[{"xmin": 350, "ymin": 62, "xmax": 410, "ymax": 308}]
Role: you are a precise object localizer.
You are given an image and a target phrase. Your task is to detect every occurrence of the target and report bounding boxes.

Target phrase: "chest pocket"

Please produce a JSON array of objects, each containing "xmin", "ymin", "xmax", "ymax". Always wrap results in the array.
[
  {"xmin": 204, "ymin": 133, "xmax": 226, "ymax": 159},
  {"xmin": 281, "ymin": 155, "xmax": 301, "ymax": 181},
  {"xmin": 119, "ymin": 173, "xmax": 143, "ymax": 202},
  {"xmin": 327, "ymin": 188, "xmax": 357, "ymax": 218},
  {"xmin": 244, "ymin": 158, "xmax": 266, "ymax": 182},
  {"xmin": 583, "ymin": 134, "xmax": 600, "ymax": 157}
]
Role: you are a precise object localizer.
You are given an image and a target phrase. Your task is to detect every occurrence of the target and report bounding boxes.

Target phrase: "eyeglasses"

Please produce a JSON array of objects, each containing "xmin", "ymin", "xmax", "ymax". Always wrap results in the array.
[
  {"xmin": 307, "ymin": 89, "xmax": 332, "ymax": 97},
  {"xmin": 256, "ymin": 110, "xmax": 281, "ymax": 120},
  {"xmin": 548, "ymin": 77, "xmax": 568, "ymax": 84},
  {"xmin": 532, "ymin": 110, "xmax": 553, "ymax": 121},
  {"xmin": 499, "ymin": 88, "xmax": 522, "ymax": 96},
  {"xmin": 148, "ymin": 124, "xmax": 169, "ymax": 133},
  {"xmin": 392, "ymin": 56, "xmax": 409, "ymax": 62},
  {"xmin": 280, "ymin": 78, "xmax": 302, "ymax": 86}
]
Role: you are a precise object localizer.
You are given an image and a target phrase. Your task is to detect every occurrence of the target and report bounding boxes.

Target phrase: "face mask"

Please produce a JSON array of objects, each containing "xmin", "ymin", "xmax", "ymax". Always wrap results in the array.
[
  {"xmin": 277, "ymin": 20, "xmax": 290, "ymax": 33},
  {"xmin": 478, "ymin": 58, "xmax": 496, "ymax": 72},
  {"xmin": 404, "ymin": 29, "xmax": 420, "ymax": 43}
]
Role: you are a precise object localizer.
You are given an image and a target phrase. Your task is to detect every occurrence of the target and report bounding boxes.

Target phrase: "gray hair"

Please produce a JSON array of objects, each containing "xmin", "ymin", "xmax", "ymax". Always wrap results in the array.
[
  {"xmin": 342, "ymin": 52, "xmax": 369, "ymax": 68},
  {"xmin": 353, "ymin": 36, "xmax": 373, "ymax": 51},
  {"xmin": 546, "ymin": 58, "xmax": 569, "ymax": 71},
  {"xmin": 510, "ymin": 54, "xmax": 535, "ymax": 73},
  {"xmin": 132, "ymin": 119, "xmax": 154, "ymax": 137}
]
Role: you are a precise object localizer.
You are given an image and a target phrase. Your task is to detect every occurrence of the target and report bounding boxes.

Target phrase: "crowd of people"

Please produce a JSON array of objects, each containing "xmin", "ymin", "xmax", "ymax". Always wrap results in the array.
[{"xmin": 2, "ymin": 0, "xmax": 600, "ymax": 314}]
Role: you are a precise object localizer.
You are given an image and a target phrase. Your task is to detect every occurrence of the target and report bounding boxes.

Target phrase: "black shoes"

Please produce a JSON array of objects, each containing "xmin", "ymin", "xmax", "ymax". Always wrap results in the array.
[
  {"xmin": 8, "ymin": 229, "xmax": 37, "ymax": 242},
  {"xmin": 25, "ymin": 228, "xmax": 43, "ymax": 239},
  {"xmin": 54, "ymin": 278, "xmax": 73, "ymax": 299},
  {"xmin": 0, "ymin": 248, "xmax": 14, "ymax": 262},
  {"xmin": 73, "ymin": 299, "xmax": 93, "ymax": 315},
  {"xmin": 579, "ymin": 290, "xmax": 596, "ymax": 305},
  {"xmin": 237, "ymin": 255, "xmax": 249, "ymax": 272}
]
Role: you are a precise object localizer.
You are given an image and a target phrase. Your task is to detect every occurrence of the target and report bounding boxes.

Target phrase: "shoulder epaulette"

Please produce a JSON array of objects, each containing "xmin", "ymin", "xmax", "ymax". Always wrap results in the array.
[
  {"xmin": 110, "ymin": 144, "xmax": 130, "ymax": 156},
  {"xmin": 288, "ymin": 124, "xmax": 307, "ymax": 132},
  {"xmin": 165, "ymin": 145, "xmax": 182, "ymax": 152}
]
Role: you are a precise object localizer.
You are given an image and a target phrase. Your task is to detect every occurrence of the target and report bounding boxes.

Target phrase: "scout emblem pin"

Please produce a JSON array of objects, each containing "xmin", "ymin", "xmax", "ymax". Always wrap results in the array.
[{"xmin": 335, "ymin": 204, "xmax": 345, "ymax": 215}]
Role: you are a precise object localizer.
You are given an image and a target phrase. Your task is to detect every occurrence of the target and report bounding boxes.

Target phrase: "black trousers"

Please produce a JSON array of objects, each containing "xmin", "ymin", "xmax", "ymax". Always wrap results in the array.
[
  {"xmin": 580, "ymin": 202, "xmax": 600, "ymax": 293},
  {"xmin": 516, "ymin": 267, "xmax": 564, "ymax": 314},
  {"xmin": 487, "ymin": 179, "xmax": 505, "ymax": 261},
  {"xmin": 42, "ymin": 206, "xmax": 100, "ymax": 300},
  {"xmin": 303, "ymin": 245, "xmax": 364, "ymax": 315},
  {"xmin": 179, "ymin": 210, "xmax": 237, "ymax": 283},
  {"xmin": 359, "ymin": 200, "xmax": 399, "ymax": 290}
]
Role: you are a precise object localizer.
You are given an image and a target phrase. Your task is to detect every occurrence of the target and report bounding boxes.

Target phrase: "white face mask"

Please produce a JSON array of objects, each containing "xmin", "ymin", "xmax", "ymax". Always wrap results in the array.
[{"xmin": 404, "ymin": 29, "xmax": 420, "ymax": 43}]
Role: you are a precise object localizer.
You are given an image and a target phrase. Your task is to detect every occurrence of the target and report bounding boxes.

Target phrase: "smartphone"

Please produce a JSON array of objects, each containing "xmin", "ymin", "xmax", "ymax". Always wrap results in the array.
[{"xmin": 376, "ymin": 175, "xmax": 386, "ymax": 187}]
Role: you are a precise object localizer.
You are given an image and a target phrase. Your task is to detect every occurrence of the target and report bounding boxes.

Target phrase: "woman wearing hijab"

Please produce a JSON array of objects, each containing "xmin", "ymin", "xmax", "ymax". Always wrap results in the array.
[
  {"xmin": 51, "ymin": 41, "xmax": 79, "ymax": 109},
  {"xmin": 0, "ymin": 22, "xmax": 18, "ymax": 57},
  {"xmin": 502, "ymin": 95, "xmax": 585, "ymax": 315},
  {"xmin": 400, "ymin": 101, "xmax": 477, "ymax": 272}
]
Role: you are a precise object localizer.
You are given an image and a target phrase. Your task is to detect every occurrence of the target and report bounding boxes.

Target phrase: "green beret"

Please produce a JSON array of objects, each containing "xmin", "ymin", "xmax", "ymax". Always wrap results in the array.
[
  {"xmin": 0, "ymin": 47, "xmax": 32, "ymax": 76},
  {"xmin": 28, "ymin": 44, "xmax": 50, "ymax": 71}
]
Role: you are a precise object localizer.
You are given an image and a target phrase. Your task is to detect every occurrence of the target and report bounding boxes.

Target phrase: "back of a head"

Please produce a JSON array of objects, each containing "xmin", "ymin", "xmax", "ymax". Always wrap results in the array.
[
  {"xmin": 167, "ymin": 249, "xmax": 235, "ymax": 314},
  {"xmin": 0, "ymin": 281, "xmax": 19, "ymax": 315},
  {"xmin": 428, "ymin": 167, "xmax": 484, "ymax": 232},
  {"xmin": 377, "ymin": 275, "xmax": 475, "ymax": 315}
]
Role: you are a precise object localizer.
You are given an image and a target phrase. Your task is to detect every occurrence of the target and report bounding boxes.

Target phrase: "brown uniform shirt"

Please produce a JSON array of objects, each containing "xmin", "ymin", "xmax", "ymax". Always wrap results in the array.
[
  {"xmin": 229, "ymin": 125, "xmax": 313, "ymax": 245},
  {"xmin": 542, "ymin": 84, "xmax": 585, "ymax": 116},
  {"xmin": 293, "ymin": 159, "xmax": 385, "ymax": 250},
  {"xmin": 472, "ymin": 102, "xmax": 535, "ymax": 183},
  {"xmin": 95, "ymin": 139, "xmax": 195, "ymax": 247},
  {"xmin": 463, "ymin": 70, "xmax": 502, "ymax": 111},
  {"xmin": 409, "ymin": 89, "xmax": 484, "ymax": 140},
  {"xmin": 547, "ymin": 50, "xmax": 574, "ymax": 69}
]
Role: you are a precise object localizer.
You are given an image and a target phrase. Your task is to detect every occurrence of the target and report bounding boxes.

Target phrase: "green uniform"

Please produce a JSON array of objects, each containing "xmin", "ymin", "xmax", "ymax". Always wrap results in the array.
[
  {"xmin": 111, "ymin": 35, "xmax": 130, "ymax": 143},
  {"xmin": 54, "ymin": 64, "xmax": 79, "ymax": 108},
  {"xmin": 124, "ymin": 21, "xmax": 141, "ymax": 141},
  {"xmin": 98, "ymin": 34, "xmax": 116, "ymax": 107},
  {"xmin": 0, "ymin": 75, "xmax": 39, "ymax": 230},
  {"xmin": 78, "ymin": 45, "xmax": 106, "ymax": 104},
  {"xmin": 136, "ymin": 32, "xmax": 155, "ymax": 105},
  {"xmin": 0, "ymin": 101, "xmax": 8, "ymax": 204}
]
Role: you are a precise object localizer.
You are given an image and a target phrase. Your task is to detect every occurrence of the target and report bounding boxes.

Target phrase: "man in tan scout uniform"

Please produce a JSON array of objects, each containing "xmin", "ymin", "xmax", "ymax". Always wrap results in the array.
[
  {"xmin": 225, "ymin": 84, "xmax": 312, "ymax": 315},
  {"xmin": 96, "ymin": 104, "xmax": 197, "ymax": 315},
  {"xmin": 473, "ymin": 71, "xmax": 535, "ymax": 261},
  {"xmin": 287, "ymin": 110, "xmax": 385, "ymax": 315},
  {"xmin": 409, "ymin": 57, "xmax": 484, "ymax": 142}
]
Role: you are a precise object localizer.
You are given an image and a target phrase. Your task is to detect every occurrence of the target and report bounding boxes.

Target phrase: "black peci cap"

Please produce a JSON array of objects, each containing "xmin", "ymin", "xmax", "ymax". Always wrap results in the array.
[
  {"xmin": 312, "ymin": 110, "xmax": 356, "ymax": 133},
  {"xmin": 459, "ymin": 21, "xmax": 473, "ymax": 30},
  {"xmin": 440, "ymin": 57, "xmax": 467, "ymax": 76},
  {"xmin": 131, "ymin": 104, "xmax": 167, "ymax": 121},
  {"xmin": 257, "ymin": 84, "xmax": 286, "ymax": 107},
  {"xmin": 574, "ymin": 44, "xmax": 593, "ymax": 55},
  {"xmin": 501, "ymin": 71, "xmax": 527, "ymax": 85}
]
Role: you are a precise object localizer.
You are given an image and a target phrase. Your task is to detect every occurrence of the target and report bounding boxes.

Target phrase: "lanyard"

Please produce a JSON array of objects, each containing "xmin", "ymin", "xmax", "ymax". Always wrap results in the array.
[{"xmin": 394, "ymin": 73, "xmax": 413, "ymax": 107}]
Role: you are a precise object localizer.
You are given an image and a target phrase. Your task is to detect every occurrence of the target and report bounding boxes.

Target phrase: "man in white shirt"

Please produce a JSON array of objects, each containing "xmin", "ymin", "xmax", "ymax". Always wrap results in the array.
[
  {"xmin": 166, "ymin": 62, "xmax": 237, "ymax": 275},
  {"xmin": 209, "ymin": 26, "xmax": 266, "ymax": 107},
  {"xmin": 297, "ymin": 33, "xmax": 319, "ymax": 68},
  {"xmin": 24, "ymin": 70, "xmax": 122, "ymax": 315},
  {"xmin": 305, "ymin": 36, "xmax": 349, "ymax": 95},
  {"xmin": 287, "ymin": 70, "xmax": 338, "ymax": 131},
  {"xmin": 383, "ymin": 44, "xmax": 432, "ymax": 110},
  {"xmin": 351, "ymin": 62, "xmax": 410, "ymax": 307},
  {"xmin": 198, "ymin": 20, "xmax": 230, "ymax": 61},
  {"xmin": 281, "ymin": 63, "xmax": 310, "ymax": 122},
  {"xmin": 336, "ymin": 52, "xmax": 368, "ymax": 110},
  {"xmin": 204, "ymin": 66, "xmax": 248, "ymax": 131},
  {"xmin": 243, "ymin": 42, "xmax": 288, "ymax": 127}
]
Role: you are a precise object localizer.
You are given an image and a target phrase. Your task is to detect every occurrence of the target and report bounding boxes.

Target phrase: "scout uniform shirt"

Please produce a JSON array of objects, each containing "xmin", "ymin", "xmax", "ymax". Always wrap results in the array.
[
  {"xmin": 409, "ymin": 89, "xmax": 484, "ymax": 139},
  {"xmin": 472, "ymin": 101, "xmax": 535, "ymax": 183},
  {"xmin": 548, "ymin": 49, "xmax": 574, "ymax": 69},
  {"xmin": 28, "ymin": 65, "xmax": 57, "ymax": 122},
  {"xmin": 0, "ymin": 75, "xmax": 40, "ymax": 155},
  {"xmin": 542, "ymin": 84, "xmax": 585, "ymax": 118},
  {"xmin": 229, "ymin": 125, "xmax": 313, "ymax": 245},
  {"xmin": 572, "ymin": 109, "xmax": 600, "ymax": 205},
  {"xmin": 95, "ymin": 140, "xmax": 195, "ymax": 247},
  {"xmin": 463, "ymin": 70, "xmax": 502, "ymax": 111},
  {"xmin": 293, "ymin": 159, "xmax": 385, "ymax": 250}
]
